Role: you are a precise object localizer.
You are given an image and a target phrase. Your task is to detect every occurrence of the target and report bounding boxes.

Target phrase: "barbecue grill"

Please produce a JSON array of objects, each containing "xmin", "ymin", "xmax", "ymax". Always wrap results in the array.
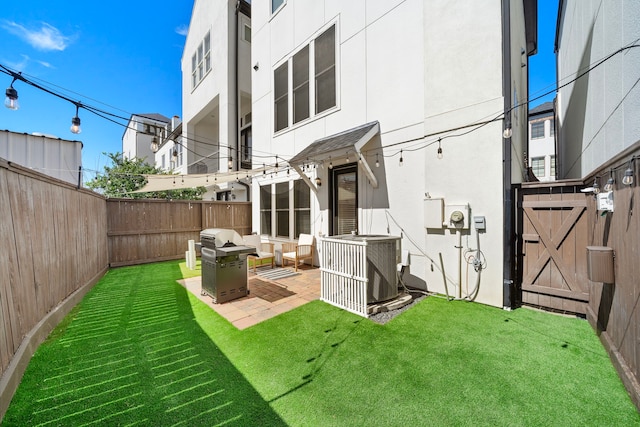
[{"xmin": 200, "ymin": 228, "xmax": 256, "ymax": 303}]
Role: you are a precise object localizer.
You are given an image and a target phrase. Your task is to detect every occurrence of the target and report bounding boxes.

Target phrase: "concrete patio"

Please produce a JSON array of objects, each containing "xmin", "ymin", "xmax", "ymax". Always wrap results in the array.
[{"xmin": 178, "ymin": 264, "xmax": 321, "ymax": 330}]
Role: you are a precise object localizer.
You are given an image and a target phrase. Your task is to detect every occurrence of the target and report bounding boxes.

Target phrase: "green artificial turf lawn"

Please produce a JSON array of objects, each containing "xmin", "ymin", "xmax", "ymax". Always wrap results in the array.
[{"xmin": 3, "ymin": 260, "xmax": 639, "ymax": 426}]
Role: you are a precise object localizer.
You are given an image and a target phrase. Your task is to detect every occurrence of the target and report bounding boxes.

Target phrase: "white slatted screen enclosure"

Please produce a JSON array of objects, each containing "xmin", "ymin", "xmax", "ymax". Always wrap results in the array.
[{"xmin": 320, "ymin": 235, "xmax": 401, "ymax": 318}]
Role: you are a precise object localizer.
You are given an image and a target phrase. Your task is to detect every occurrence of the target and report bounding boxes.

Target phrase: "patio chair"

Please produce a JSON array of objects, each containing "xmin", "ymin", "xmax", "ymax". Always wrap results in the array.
[
  {"xmin": 282, "ymin": 233, "xmax": 315, "ymax": 272},
  {"xmin": 243, "ymin": 234, "xmax": 275, "ymax": 273}
]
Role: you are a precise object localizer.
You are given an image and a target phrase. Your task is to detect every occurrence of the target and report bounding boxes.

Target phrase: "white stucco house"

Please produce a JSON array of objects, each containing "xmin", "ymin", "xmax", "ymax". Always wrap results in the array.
[
  {"xmin": 528, "ymin": 101, "xmax": 556, "ymax": 181},
  {"xmin": 122, "ymin": 113, "xmax": 171, "ymax": 163},
  {"xmin": 0, "ymin": 129, "xmax": 82, "ymax": 186},
  {"xmin": 248, "ymin": 0, "xmax": 537, "ymax": 309},
  {"xmin": 555, "ymin": 0, "xmax": 640, "ymax": 180},
  {"xmin": 181, "ymin": 0, "xmax": 252, "ymax": 201}
]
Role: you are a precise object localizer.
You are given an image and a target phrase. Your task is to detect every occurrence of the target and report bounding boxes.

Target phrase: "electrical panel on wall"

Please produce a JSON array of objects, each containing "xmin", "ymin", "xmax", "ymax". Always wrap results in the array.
[
  {"xmin": 597, "ymin": 191, "xmax": 614, "ymax": 212},
  {"xmin": 444, "ymin": 204, "xmax": 470, "ymax": 229},
  {"xmin": 424, "ymin": 198, "xmax": 444, "ymax": 229}
]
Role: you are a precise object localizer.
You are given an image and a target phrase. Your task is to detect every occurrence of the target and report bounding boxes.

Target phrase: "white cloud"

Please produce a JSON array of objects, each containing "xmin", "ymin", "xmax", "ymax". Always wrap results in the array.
[
  {"xmin": 2, "ymin": 20, "xmax": 71, "ymax": 51},
  {"xmin": 175, "ymin": 24, "xmax": 189, "ymax": 36},
  {"xmin": 36, "ymin": 60, "xmax": 53, "ymax": 69}
]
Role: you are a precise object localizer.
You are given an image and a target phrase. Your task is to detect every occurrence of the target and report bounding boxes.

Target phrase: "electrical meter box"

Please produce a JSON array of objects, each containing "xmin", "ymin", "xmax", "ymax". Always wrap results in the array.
[
  {"xmin": 445, "ymin": 204, "xmax": 470, "ymax": 229},
  {"xmin": 424, "ymin": 198, "xmax": 444, "ymax": 229},
  {"xmin": 597, "ymin": 191, "xmax": 614, "ymax": 212}
]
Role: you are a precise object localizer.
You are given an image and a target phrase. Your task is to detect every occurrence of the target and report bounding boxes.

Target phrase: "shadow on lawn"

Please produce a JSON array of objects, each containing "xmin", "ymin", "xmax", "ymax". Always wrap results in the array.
[
  {"xmin": 3, "ymin": 261, "xmax": 286, "ymax": 427},
  {"xmin": 268, "ymin": 309, "xmax": 365, "ymax": 404}
]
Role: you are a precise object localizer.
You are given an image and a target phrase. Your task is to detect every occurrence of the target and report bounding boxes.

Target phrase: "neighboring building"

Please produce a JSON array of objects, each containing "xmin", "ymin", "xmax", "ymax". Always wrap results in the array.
[
  {"xmin": 155, "ymin": 115, "xmax": 184, "ymax": 172},
  {"xmin": 555, "ymin": 1, "xmax": 640, "ymax": 180},
  {"xmin": 248, "ymin": 0, "xmax": 537, "ymax": 309},
  {"xmin": 0, "ymin": 130, "xmax": 82, "ymax": 186},
  {"xmin": 528, "ymin": 101, "xmax": 556, "ymax": 181},
  {"xmin": 181, "ymin": 0, "xmax": 252, "ymax": 201},
  {"xmin": 122, "ymin": 113, "xmax": 171, "ymax": 163}
]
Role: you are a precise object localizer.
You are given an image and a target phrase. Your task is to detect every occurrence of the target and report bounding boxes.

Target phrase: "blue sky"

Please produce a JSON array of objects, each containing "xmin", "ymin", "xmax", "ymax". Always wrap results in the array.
[
  {"xmin": 1, "ymin": 0, "xmax": 558, "ymax": 182},
  {"xmin": 0, "ymin": 0, "xmax": 193, "ymax": 180}
]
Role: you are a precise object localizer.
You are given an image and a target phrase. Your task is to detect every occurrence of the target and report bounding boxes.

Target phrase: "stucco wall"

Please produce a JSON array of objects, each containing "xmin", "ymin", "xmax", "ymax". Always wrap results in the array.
[{"xmin": 556, "ymin": 0, "xmax": 640, "ymax": 179}]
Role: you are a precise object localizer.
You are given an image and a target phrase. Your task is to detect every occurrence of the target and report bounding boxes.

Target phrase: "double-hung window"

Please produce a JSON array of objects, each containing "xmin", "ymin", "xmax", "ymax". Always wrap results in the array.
[
  {"xmin": 191, "ymin": 32, "xmax": 211, "ymax": 89},
  {"xmin": 274, "ymin": 24, "xmax": 336, "ymax": 133},
  {"xmin": 274, "ymin": 63, "xmax": 289, "ymax": 132},
  {"xmin": 531, "ymin": 121, "xmax": 545, "ymax": 139},
  {"xmin": 276, "ymin": 182, "xmax": 289, "ymax": 238},
  {"xmin": 260, "ymin": 180, "xmax": 311, "ymax": 238},
  {"xmin": 531, "ymin": 157, "xmax": 545, "ymax": 178}
]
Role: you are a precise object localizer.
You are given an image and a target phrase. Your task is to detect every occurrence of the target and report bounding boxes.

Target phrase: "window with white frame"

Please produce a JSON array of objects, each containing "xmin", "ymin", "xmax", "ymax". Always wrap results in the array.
[
  {"xmin": 550, "ymin": 155, "xmax": 556, "ymax": 178},
  {"xmin": 531, "ymin": 121, "xmax": 545, "ymax": 139},
  {"xmin": 273, "ymin": 24, "xmax": 336, "ymax": 133},
  {"xmin": 243, "ymin": 24, "xmax": 251, "ymax": 43},
  {"xmin": 175, "ymin": 142, "xmax": 183, "ymax": 167},
  {"xmin": 161, "ymin": 154, "xmax": 166, "ymax": 170},
  {"xmin": 531, "ymin": 157, "xmax": 545, "ymax": 178},
  {"xmin": 274, "ymin": 63, "xmax": 288, "ymax": 132},
  {"xmin": 275, "ymin": 182, "xmax": 289, "ymax": 238},
  {"xmin": 260, "ymin": 180, "xmax": 311, "ymax": 238},
  {"xmin": 260, "ymin": 185, "xmax": 272, "ymax": 236},
  {"xmin": 549, "ymin": 118, "xmax": 555, "ymax": 136},
  {"xmin": 272, "ymin": 0, "xmax": 285, "ymax": 14},
  {"xmin": 191, "ymin": 31, "xmax": 211, "ymax": 89},
  {"xmin": 294, "ymin": 180, "xmax": 311, "ymax": 237}
]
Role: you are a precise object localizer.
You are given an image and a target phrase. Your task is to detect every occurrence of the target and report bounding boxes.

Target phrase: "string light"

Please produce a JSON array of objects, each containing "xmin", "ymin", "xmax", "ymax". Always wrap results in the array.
[
  {"xmin": 603, "ymin": 170, "xmax": 614, "ymax": 192},
  {"xmin": 375, "ymin": 153, "xmax": 380, "ymax": 168},
  {"xmin": 150, "ymin": 136, "xmax": 159, "ymax": 153},
  {"xmin": 328, "ymin": 156, "xmax": 333, "ymax": 169},
  {"xmin": 399, "ymin": 150, "xmax": 403, "ymax": 165},
  {"xmin": 437, "ymin": 139, "xmax": 443, "ymax": 159},
  {"xmin": 593, "ymin": 177, "xmax": 600, "ymax": 194},
  {"xmin": 4, "ymin": 77, "xmax": 19, "ymax": 110},
  {"xmin": 228, "ymin": 156, "xmax": 233, "ymax": 169},
  {"xmin": 622, "ymin": 159, "xmax": 634, "ymax": 186},
  {"xmin": 70, "ymin": 104, "xmax": 81, "ymax": 134}
]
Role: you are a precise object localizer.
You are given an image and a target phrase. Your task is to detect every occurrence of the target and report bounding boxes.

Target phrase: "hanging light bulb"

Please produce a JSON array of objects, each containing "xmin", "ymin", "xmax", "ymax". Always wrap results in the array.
[
  {"xmin": 399, "ymin": 150, "xmax": 403, "ymax": 165},
  {"xmin": 375, "ymin": 153, "xmax": 380, "ymax": 168},
  {"xmin": 437, "ymin": 139, "xmax": 443, "ymax": 160},
  {"xmin": 4, "ymin": 80, "xmax": 19, "ymax": 110},
  {"xmin": 593, "ymin": 177, "xmax": 600, "ymax": 194},
  {"xmin": 263, "ymin": 163, "xmax": 266, "ymax": 175},
  {"xmin": 287, "ymin": 168, "xmax": 290, "ymax": 176},
  {"xmin": 346, "ymin": 152, "xmax": 350, "ymax": 162},
  {"xmin": 70, "ymin": 105, "xmax": 81, "ymax": 134},
  {"xmin": 228, "ymin": 156, "xmax": 233, "ymax": 169},
  {"xmin": 622, "ymin": 166, "xmax": 634, "ymax": 185},
  {"xmin": 150, "ymin": 136, "xmax": 159, "ymax": 153},
  {"xmin": 172, "ymin": 149, "xmax": 178, "ymax": 163},
  {"xmin": 328, "ymin": 156, "xmax": 333, "ymax": 169},
  {"xmin": 603, "ymin": 174, "xmax": 614, "ymax": 192}
]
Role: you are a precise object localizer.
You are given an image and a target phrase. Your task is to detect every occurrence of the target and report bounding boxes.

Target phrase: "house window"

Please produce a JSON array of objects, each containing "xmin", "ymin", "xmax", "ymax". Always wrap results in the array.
[
  {"xmin": 550, "ymin": 155, "xmax": 556, "ymax": 178},
  {"xmin": 240, "ymin": 126, "xmax": 252, "ymax": 170},
  {"xmin": 293, "ymin": 46, "xmax": 310, "ymax": 124},
  {"xmin": 161, "ymin": 154, "xmax": 165, "ymax": 170},
  {"xmin": 294, "ymin": 180, "xmax": 311, "ymax": 237},
  {"xmin": 273, "ymin": 24, "xmax": 336, "ymax": 132},
  {"xmin": 315, "ymin": 25, "xmax": 336, "ymax": 114},
  {"xmin": 272, "ymin": 0, "xmax": 285, "ymax": 14},
  {"xmin": 549, "ymin": 119, "xmax": 555, "ymax": 135},
  {"xmin": 275, "ymin": 182, "xmax": 289, "ymax": 238},
  {"xmin": 531, "ymin": 121, "xmax": 545, "ymax": 139},
  {"xmin": 274, "ymin": 63, "xmax": 288, "ymax": 132},
  {"xmin": 531, "ymin": 157, "xmax": 545, "ymax": 178},
  {"xmin": 175, "ymin": 142, "xmax": 183, "ymax": 167},
  {"xmin": 192, "ymin": 31, "xmax": 211, "ymax": 89},
  {"xmin": 260, "ymin": 185, "xmax": 272, "ymax": 236},
  {"xmin": 244, "ymin": 24, "xmax": 251, "ymax": 43}
]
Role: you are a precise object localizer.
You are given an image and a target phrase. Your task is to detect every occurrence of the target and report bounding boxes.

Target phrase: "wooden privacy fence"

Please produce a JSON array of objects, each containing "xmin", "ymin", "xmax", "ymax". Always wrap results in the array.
[
  {"xmin": 107, "ymin": 199, "xmax": 252, "ymax": 267},
  {"xmin": 518, "ymin": 181, "xmax": 590, "ymax": 314},
  {"xmin": 0, "ymin": 159, "xmax": 108, "ymax": 418}
]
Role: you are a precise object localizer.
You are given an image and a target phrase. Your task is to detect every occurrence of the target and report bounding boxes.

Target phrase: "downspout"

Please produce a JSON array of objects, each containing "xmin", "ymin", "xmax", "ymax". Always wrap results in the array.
[{"xmin": 501, "ymin": 0, "xmax": 514, "ymax": 310}]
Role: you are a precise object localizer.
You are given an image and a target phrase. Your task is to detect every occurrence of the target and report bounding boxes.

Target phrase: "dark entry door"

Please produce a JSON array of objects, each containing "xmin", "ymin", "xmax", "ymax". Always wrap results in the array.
[{"xmin": 331, "ymin": 164, "xmax": 358, "ymax": 235}]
